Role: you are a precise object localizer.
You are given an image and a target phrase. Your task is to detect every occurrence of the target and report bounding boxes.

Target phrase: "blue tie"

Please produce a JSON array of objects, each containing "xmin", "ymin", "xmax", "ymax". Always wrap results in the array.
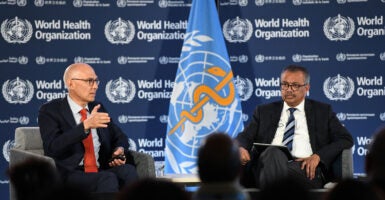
[{"xmin": 282, "ymin": 108, "xmax": 296, "ymax": 151}]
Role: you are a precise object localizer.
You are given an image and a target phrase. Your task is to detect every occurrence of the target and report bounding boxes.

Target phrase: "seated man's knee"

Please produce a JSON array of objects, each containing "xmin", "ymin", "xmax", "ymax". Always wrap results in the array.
[
  {"xmin": 261, "ymin": 146, "xmax": 283, "ymax": 157},
  {"xmin": 96, "ymin": 171, "xmax": 119, "ymax": 192}
]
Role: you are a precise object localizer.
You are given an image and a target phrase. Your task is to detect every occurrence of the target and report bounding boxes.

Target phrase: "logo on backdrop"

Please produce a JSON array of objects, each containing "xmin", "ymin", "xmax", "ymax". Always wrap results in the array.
[
  {"xmin": 104, "ymin": 18, "xmax": 135, "ymax": 44},
  {"xmin": 1, "ymin": 17, "xmax": 33, "ymax": 44},
  {"xmin": 158, "ymin": 0, "xmax": 167, "ymax": 7},
  {"xmin": 72, "ymin": 0, "xmax": 110, "ymax": 7},
  {"xmin": 336, "ymin": 53, "xmax": 347, "ymax": 61},
  {"xmin": 34, "ymin": 0, "xmax": 44, "ymax": 6},
  {"xmin": 230, "ymin": 55, "xmax": 248, "ymax": 63},
  {"xmin": 73, "ymin": 0, "xmax": 82, "ymax": 7},
  {"xmin": 219, "ymin": 0, "xmax": 248, "ymax": 6},
  {"xmin": 3, "ymin": 0, "xmax": 27, "ymax": 6},
  {"xmin": 128, "ymin": 138, "xmax": 137, "ymax": 151},
  {"xmin": 380, "ymin": 112, "xmax": 385, "ymax": 121},
  {"xmin": 234, "ymin": 76, "xmax": 253, "ymax": 101},
  {"xmin": 336, "ymin": 113, "xmax": 347, "ymax": 121},
  {"xmin": 3, "ymin": 140, "xmax": 15, "ymax": 162},
  {"xmin": 255, "ymin": 0, "xmax": 285, "ymax": 6},
  {"xmin": 34, "ymin": 0, "xmax": 67, "ymax": 6},
  {"xmin": 323, "ymin": 74, "xmax": 355, "ymax": 101},
  {"xmin": 105, "ymin": 77, "xmax": 136, "ymax": 103},
  {"xmin": 223, "ymin": 17, "xmax": 253, "ymax": 43},
  {"xmin": 323, "ymin": 14, "xmax": 355, "ymax": 41},
  {"xmin": 380, "ymin": 52, "xmax": 385, "ymax": 61},
  {"xmin": 2, "ymin": 77, "xmax": 34, "ymax": 104},
  {"xmin": 336, "ymin": 52, "xmax": 375, "ymax": 61},
  {"xmin": 158, "ymin": 56, "xmax": 179, "ymax": 65},
  {"xmin": 292, "ymin": 54, "xmax": 329, "ymax": 62}
]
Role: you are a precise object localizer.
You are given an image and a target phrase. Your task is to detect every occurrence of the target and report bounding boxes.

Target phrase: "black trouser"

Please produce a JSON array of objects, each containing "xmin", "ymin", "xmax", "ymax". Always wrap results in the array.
[
  {"xmin": 66, "ymin": 164, "xmax": 138, "ymax": 193},
  {"xmin": 240, "ymin": 146, "xmax": 324, "ymax": 189}
]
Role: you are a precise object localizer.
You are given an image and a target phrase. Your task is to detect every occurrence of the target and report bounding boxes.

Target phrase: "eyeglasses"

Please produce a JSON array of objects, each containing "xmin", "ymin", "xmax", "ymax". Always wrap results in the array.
[
  {"xmin": 71, "ymin": 78, "xmax": 100, "ymax": 86},
  {"xmin": 280, "ymin": 83, "xmax": 307, "ymax": 91}
]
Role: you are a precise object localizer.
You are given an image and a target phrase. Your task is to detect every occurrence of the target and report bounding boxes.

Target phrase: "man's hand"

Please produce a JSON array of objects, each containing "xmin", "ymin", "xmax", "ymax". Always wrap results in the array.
[
  {"xmin": 296, "ymin": 154, "xmax": 320, "ymax": 180},
  {"xmin": 83, "ymin": 104, "xmax": 111, "ymax": 129},
  {"xmin": 109, "ymin": 147, "xmax": 126, "ymax": 167},
  {"xmin": 239, "ymin": 147, "xmax": 251, "ymax": 165}
]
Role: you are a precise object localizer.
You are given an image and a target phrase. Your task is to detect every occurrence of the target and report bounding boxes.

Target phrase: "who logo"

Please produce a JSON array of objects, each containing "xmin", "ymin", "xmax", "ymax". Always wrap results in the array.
[
  {"xmin": 2, "ymin": 77, "xmax": 34, "ymax": 104},
  {"xmin": 323, "ymin": 74, "xmax": 355, "ymax": 101},
  {"xmin": 1, "ymin": 17, "xmax": 33, "ymax": 44},
  {"xmin": 104, "ymin": 18, "xmax": 135, "ymax": 44},
  {"xmin": 105, "ymin": 77, "xmax": 136, "ymax": 103},
  {"xmin": 223, "ymin": 16, "xmax": 253, "ymax": 43},
  {"xmin": 323, "ymin": 14, "xmax": 355, "ymax": 41}
]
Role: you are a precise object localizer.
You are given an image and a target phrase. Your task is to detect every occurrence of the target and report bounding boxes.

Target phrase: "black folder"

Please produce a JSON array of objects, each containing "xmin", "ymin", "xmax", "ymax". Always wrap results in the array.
[{"xmin": 252, "ymin": 143, "xmax": 293, "ymax": 161}]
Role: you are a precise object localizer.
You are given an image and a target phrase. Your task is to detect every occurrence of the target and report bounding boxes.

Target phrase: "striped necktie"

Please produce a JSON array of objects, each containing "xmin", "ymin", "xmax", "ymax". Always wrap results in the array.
[{"xmin": 282, "ymin": 108, "xmax": 296, "ymax": 151}]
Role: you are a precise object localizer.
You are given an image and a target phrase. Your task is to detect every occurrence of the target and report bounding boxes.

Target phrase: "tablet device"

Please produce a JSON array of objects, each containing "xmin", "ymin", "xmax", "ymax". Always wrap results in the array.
[{"xmin": 252, "ymin": 143, "xmax": 293, "ymax": 161}]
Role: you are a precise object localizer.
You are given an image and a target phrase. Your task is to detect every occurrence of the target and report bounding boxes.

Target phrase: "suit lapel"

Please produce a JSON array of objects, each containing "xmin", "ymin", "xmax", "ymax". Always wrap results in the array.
[
  {"xmin": 60, "ymin": 97, "xmax": 77, "ymax": 127},
  {"xmin": 305, "ymin": 100, "xmax": 316, "ymax": 150},
  {"xmin": 267, "ymin": 101, "xmax": 283, "ymax": 142}
]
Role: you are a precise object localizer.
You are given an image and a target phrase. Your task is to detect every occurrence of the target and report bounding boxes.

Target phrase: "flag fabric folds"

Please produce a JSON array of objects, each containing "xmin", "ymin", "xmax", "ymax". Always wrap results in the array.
[{"xmin": 164, "ymin": 0, "xmax": 244, "ymax": 174}]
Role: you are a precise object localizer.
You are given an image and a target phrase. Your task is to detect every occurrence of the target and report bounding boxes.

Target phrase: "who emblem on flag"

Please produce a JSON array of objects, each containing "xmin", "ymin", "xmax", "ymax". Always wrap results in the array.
[{"xmin": 164, "ymin": 0, "xmax": 244, "ymax": 174}]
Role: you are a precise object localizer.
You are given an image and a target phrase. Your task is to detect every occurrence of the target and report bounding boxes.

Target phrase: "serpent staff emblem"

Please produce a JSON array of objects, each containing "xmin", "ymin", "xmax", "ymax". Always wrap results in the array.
[{"xmin": 168, "ymin": 66, "xmax": 235, "ymax": 135}]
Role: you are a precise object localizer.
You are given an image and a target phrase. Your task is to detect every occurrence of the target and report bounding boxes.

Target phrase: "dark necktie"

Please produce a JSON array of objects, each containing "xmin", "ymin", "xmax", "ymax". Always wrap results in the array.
[
  {"xmin": 282, "ymin": 108, "xmax": 296, "ymax": 151},
  {"xmin": 79, "ymin": 108, "xmax": 98, "ymax": 173}
]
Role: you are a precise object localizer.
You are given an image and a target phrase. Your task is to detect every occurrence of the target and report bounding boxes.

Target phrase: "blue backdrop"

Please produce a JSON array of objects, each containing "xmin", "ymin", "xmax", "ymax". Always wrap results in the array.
[{"xmin": 1, "ymin": 0, "xmax": 385, "ymax": 198}]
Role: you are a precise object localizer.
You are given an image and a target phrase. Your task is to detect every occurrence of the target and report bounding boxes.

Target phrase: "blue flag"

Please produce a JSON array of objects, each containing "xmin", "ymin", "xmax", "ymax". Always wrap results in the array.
[{"xmin": 164, "ymin": 0, "xmax": 244, "ymax": 174}]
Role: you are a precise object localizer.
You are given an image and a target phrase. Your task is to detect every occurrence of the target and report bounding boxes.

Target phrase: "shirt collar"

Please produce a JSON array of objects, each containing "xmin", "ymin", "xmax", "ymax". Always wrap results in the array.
[
  {"xmin": 67, "ymin": 96, "xmax": 89, "ymax": 114},
  {"xmin": 283, "ymin": 99, "xmax": 305, "ymax": 113}
]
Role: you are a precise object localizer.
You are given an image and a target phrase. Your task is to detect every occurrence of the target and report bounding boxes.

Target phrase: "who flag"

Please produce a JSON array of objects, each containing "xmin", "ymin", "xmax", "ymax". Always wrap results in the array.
[{"xmin": 164, "ymin": 0, "xmax": 244, "ymax": 174}]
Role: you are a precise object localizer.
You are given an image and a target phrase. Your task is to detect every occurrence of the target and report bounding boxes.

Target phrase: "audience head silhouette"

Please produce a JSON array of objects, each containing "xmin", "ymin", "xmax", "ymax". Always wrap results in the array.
[
  {"xmin": 259, "ymin": 177, "xmax": 310, "ymax": 200},
  {"xmin": 198, "ymin": 132, "xmax": 241, "ymax": 183},
  {"xmin": 118, "ymin": 178, "xmax": 190, "ymax": 200},
  {"xmin": 324, "ymin": 178, "xmax": 380, "ymax": 200},
  {"xmin": 7, "ymin": 158, "xmax": 61, "ymax": 200},
  {"xmin": 366, "ymin": 126, "xmax": 385, "ymax": 191}
]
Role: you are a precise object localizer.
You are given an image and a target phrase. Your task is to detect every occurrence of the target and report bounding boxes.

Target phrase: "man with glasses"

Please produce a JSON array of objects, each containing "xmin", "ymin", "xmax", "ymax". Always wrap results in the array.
[
  {"xmin": 38, "ymin": 63, "xmax": 138, "ymax": 193},
  {"xmin": 236, "ymin": 65, "xmax": 353, "ymax": 189}
]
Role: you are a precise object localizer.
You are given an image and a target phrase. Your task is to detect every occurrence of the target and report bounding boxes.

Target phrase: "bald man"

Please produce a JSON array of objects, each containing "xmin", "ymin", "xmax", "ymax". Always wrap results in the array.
[{"xmin": 38, "ymin": 63, "xmax": 138, "ymax": 193}]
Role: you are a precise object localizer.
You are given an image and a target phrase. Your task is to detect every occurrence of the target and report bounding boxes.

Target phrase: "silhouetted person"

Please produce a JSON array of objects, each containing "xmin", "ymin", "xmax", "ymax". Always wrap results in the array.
[
  {"xmin": 42, "ymin": 184, "xmax": 93, "ymax": 200},
  {"xmin": 259, "ymin": 177, "xmax": 310, "ymax": 200},
  {"xmin": 366, "ymin": 126, "xmax": 385, "ymax": 199},
  {"xmin": 193, "ymin": 133, "xmax": 250, "ymax": 200},
  {"xmin": 324, "ymin": 178, "xmax": 380, "ymax": 200},
  {"xmin": 7, "ymin": 158, "xmax": 61, "ymax": 200},
  {"xmin": 118, "ymin": 178, "xmax": 190, "ymax": 200}
]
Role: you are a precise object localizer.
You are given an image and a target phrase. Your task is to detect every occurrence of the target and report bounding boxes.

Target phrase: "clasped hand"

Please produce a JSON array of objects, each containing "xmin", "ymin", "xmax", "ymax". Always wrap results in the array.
[
  {"xmin": 83, "ymin": 104, "xmax": 110, "ymax": 130},
  {"xmin": 239, "ymin": 147, "xmax": 251, "ymax": 165}
]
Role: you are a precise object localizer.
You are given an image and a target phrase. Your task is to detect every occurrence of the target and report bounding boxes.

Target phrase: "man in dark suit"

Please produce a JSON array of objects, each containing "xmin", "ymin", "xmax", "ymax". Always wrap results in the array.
[
  {"xmin": 236, "ymin": 65, "xmax": 353, "ymax": 189},
  {"xmin": 38, "ymin": 63, "xmax": 138, "ymax": 193}
]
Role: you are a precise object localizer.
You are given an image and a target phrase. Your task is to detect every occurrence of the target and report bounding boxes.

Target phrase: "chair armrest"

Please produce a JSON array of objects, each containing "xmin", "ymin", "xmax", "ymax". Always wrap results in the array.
[
  {"xmin": 128, "ymin": 150, "xmax": 155, "ymax": 178},
  {"xmin": 341, "ymin": 148, "xmax": 353, "ymax": 179},
  {"xmin": 330, "ymin": 147, "xmax": 353, "ymax": 181},
  {"xmin": 9, "ymin": 148, "xmax": 56, "ymax": 167}
]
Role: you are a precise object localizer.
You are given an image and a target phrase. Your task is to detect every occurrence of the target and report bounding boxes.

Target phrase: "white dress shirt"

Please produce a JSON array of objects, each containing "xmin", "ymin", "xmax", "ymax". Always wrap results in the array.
[
  {"xmin": 271, "ymin": 100, "xmax": 313, "ymax": 158},
  {"xmin": 67, "ymin": 96, "xmax": 101, "ymax": 166}
]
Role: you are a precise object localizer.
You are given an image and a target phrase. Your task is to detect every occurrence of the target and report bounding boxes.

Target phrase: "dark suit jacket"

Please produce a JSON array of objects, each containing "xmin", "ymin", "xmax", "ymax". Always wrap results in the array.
[
  {"xmin": 38, "ymin": 97, "xmax": 130, "ymax": 177},
  {"xmin": 236, "ymin": 98, "xmax": 353, "ymax": 172}
]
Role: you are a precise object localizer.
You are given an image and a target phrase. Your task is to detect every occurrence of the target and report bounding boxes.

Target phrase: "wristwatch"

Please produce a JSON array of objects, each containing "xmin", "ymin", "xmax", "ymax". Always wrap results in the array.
[{"xmin": 84, "ymin": 129, "xmax": 90, "ymax": 135}]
